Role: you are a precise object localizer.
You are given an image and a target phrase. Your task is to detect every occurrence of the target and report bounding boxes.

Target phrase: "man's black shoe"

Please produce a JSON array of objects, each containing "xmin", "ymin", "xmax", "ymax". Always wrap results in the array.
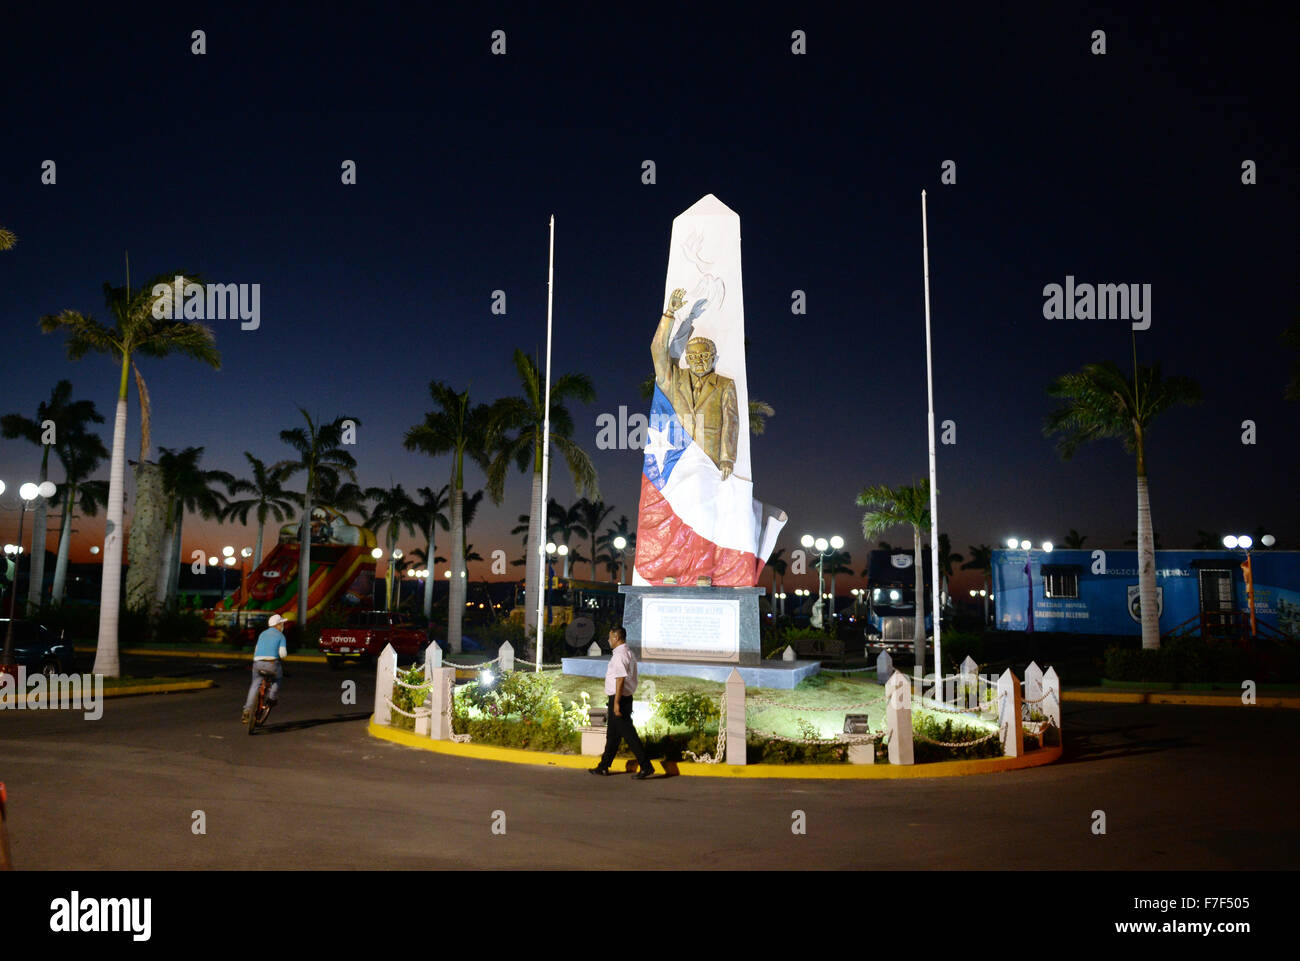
[
  {"xmin": 632, "ymin": 765, "xmax": 655, "ymax": 779},
  {"xmin": 588, "ymin": 766, "xmax": 611, "ymax": 776}
]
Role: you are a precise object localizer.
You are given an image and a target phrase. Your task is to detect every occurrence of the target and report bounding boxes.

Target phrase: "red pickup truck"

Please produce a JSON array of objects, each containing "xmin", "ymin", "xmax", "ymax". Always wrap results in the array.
[{"xmin": 319, "ymin": 610, "xmax": 428, "ymax": 669}]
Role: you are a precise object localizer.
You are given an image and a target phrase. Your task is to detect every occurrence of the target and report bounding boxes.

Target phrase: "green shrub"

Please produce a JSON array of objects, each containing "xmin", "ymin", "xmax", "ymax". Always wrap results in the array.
[
  {"xmin": 911, "ymin": 711, "xmax": 1003, "ymax": 762},
  {"xmin": 1103, "ymin": 635, "xmax": 1250, "ymax": 683},
  {"xmin": 652, "ymin": 689, "xmax": 720, "ymax": 729},
  {"xmin": 391, "ymin": 665, "xmax": 432, "ymax": 717},
  {"xmin": 451, "ymin": 671, "xmax": 588, "ymax": 751}
]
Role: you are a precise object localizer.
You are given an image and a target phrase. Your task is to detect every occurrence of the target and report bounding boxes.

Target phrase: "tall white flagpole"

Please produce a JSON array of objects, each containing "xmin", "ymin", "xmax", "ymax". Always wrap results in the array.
[
  {"xmin": 921, "ymin": 190, "xmax": 942, "ymax": 699},
  {"xmin": 535, "ymin": 215, "xmax": 556, "ymax": 671}
]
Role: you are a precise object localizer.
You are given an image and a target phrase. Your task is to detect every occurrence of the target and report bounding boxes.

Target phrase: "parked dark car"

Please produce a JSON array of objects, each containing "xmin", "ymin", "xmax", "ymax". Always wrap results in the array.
[{"xmin": 0, "ymin": 619, "xmax": 77, "ymax": 676}]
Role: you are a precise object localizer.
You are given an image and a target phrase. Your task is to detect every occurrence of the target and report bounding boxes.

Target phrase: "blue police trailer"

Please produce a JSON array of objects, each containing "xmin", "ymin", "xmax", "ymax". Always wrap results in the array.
[{"xmin": 991, "ymin": 548, "xmax": 1300, "ymax": 639}]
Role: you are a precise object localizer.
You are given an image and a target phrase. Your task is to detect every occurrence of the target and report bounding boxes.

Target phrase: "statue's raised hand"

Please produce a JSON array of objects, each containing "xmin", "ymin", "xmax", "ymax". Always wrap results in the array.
[{"xmin": 668, "ymin": 288, "xmax": 687, "ymax": 314}]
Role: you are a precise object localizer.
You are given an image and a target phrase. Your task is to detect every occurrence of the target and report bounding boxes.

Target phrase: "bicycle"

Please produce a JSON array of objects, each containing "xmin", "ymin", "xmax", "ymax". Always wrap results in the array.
[{"xmin": 246, "ymin": 665, "xmax": 278, "ymax": 735}]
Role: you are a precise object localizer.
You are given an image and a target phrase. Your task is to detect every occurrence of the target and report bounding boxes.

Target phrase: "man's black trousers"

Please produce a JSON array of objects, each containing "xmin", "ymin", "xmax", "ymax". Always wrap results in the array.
[{"xmin": 599, "ymin": 694, "xmax": 651, "ymax": 770}]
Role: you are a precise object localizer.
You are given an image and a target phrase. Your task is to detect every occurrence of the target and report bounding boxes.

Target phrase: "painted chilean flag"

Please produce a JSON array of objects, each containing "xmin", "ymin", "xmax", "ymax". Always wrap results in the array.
[{"xmin": 633, "ymin": 195, "xmax": 787, "ymax": 587}]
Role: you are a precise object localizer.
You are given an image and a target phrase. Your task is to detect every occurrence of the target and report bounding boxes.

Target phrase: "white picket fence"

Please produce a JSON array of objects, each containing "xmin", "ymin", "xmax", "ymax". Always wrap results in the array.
[{"xmin": 371, "ymin": 642, "xmax": 1062, "ymax": 766}]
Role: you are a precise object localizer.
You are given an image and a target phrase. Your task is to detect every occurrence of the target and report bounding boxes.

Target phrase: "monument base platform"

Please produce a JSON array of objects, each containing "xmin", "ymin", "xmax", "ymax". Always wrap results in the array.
[
  {"xmin": 562, "ymin": 655, "xmax": 820, "ymax": 690},
  {"xmin": 619, "ymin": 584, "xmax": 764, "ymax": 665}
]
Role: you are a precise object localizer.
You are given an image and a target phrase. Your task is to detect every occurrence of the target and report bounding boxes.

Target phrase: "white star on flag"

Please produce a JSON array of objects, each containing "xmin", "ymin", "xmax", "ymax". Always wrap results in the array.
[{"xmin": 643, "ymin": 424, "xmax": 674, "ymax": 473}]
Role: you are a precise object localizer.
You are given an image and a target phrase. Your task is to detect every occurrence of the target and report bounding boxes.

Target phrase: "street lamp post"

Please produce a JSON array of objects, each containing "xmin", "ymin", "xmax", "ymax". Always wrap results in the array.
[
  {"xmin": 4, "ymin": 481, "xmax": 56, "ymax": 672},
  {"xmin": 1006, "ymin": 537, "xmax": 1052, "ymax": 633},
  {"xmin": 390, "ymin": 548, "xmax": 403, "ymax": 611},
  {"xmin": 544, "ymin": 542, "xmax": 567, "ymax": 626},
  {"xmin": 1223, "ymin": 533, "xmax": 1274, "ymax": 637},
  {"xmin": 800, "ymin": 533, "xmax": 843, "ymax": 632},
  {"xmin": 612, "ymin": 535, "xmax": 627, "ymax": 586}
]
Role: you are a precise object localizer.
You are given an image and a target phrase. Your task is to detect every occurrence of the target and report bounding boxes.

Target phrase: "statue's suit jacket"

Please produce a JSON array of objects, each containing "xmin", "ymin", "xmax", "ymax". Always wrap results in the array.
[{"xmin": 652, "ymin": 311, "xmax": 739, "ymax": 471}]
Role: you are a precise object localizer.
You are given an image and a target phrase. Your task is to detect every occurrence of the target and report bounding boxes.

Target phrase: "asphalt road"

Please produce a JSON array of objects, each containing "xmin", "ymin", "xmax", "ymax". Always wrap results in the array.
[{"xmin": 2, "ymin": 655, "xmax": 1297, "ymax": 869}]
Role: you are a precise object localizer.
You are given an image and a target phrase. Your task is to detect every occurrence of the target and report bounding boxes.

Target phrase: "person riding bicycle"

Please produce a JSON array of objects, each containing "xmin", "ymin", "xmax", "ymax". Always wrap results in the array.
[{"xmin": 242, "ymin": 614, "xmax": 287, "ymax": 724}]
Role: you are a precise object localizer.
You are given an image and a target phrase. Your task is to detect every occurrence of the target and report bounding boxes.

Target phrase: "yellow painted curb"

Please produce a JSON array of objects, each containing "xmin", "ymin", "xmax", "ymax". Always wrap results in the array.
[
  {"xmin": 367, "ymin": 719, "xmax": 1063, "ymax": 779},
  {"xmin": 74, "ymin": 645, "xmax": 324, "ymax": 664},
  {"xmin": 1, "ymin": 679, "xmax": 215, "ymax": 707},
  {"xmin": 1064, "ymin": 691, "xmax": 1300, "ymax": 709}
]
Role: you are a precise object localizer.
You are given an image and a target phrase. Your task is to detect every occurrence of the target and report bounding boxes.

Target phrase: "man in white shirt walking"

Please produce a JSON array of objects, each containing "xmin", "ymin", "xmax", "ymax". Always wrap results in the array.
[{"xmin": 590, "ymin": 625, "xmax": 655, "ymax": 779}]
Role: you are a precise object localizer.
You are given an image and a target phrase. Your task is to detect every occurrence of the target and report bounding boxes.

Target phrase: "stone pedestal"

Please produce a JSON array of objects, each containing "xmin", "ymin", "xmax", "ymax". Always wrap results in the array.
[
  {"xmin": 580, "ymin": 727, "xmax": 606, "ymax": 756},
  {"xmin": 619, "ymin": 585, "xmax": 764, "ymax": 667}
]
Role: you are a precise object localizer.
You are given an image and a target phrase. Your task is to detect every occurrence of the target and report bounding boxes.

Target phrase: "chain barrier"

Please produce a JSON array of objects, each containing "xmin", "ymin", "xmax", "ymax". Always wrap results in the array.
[
  {"xmin": 747, "ymin": 725, "xmax": 882, "ymax": 746},
  {"xmin": 443, "ymin": 656, "xmax": 501, "ymax": 670},
  {"xmin": 911, "ymin": 721, "xmax": 1005, "ymax": 749},
  {"xmin": 382, "ymin": 696, "xmax": 432, "ymax": 719},
  {"xmin": 746, "ymin": 695, "xmax": 877, "ymax": 713},
  {"xmin": 683, "ymin": 694, "xmax": 727, "ymax": 764},
  {"xmin": 919, "ymin": 697, "xmax": 997, "ymax": 715},
  {"xmin": 392, "ymin": 675, "xmax": 434, "ymax": 690}
]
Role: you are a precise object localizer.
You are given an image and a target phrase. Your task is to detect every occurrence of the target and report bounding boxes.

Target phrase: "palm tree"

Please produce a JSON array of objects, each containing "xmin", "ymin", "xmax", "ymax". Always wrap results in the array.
[
  {"xmin": 962, "ymin": 544, "xmax": 993, "ymax": 626},
  {"xmin": 404, "ymin": 381, "xmax": 494, "ymax": 653},
  {"xmin": 50, "ymin": 427, "xmax": 110, "ymax": 604},
  {"xmin": 40, "ymin": 274, "xmax": 220, "ymax": 676},
  {"xmin": 597, "ymin": 515, "xmax": 636, "ymax": 584},
  {"xmin": 2, "ymin": 380, "xmax": 104, "ymax": 610},
  {"xmin": 364, "ymin": 483, "xmax": 420, "ymax": 611},
  {"xmin": 313, "ymin": 474, "xmax": 368, "ymax": 517},
  {"xmin": 487, "ymin": 350, "xmax": 598, "ymax": 631},
  {"xmin": 1045, "ymin": 360, "xmax": 1201, "ymax": 649},
  {"xmin": 935, "ymin": 533, "xmax": 963, "ymax": 609},
  {"xmin": 767, "ymin": 547, "xmax": 788, "ymax": 614},
  {"xmin": 0, "ymin": 226, "xmax": 16, "ymax": 250},
  {"xmin": 824, "ymin": 549, "xmax": 853, "ymax": 624},
  {"xmin": 857, "ymin": 479, "xmax": 932, "ymax": 671},
  {"xmin": 547, "ymin": 498, "xmax": 587, "ymax": 578},
  {"xmin": 155, "ymin": 447, "xmax": 234, "ymax": 612},
  {"xmin": 275, "ymin": 409, "xmax": 361, "ymax": 629},
  {"xmin": 575, "ymin": 498, "xmax": 615, "ymax": 580},
  {"xmin": 414, "ymin": 485, "xmax": 450, "ymax": 620},
  {"xmin": 1062, "ymin": 529, "xmax": 1088, "ymax": 549},
  {"xmin": 223, "ymin": 453, "xmax": 301, "ymax": 572}
]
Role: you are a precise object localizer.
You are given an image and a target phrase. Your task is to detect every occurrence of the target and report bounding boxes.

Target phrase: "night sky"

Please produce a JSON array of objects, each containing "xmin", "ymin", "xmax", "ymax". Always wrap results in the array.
[{"xmin": 2, "ymin": 4, "xmax": 1295, "ymax": 597}]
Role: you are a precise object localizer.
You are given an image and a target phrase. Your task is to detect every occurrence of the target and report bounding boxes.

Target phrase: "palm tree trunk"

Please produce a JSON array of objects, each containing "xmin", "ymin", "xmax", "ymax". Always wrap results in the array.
[
  {"xmin": 94, "ymin": 392, "xmax": 128, "ymax": 678},
  {"xmin": 27, "ymin": 447, "xmax": 50, "ymax": 609},
  {"xmin": 591, "ymin": 532, "xmax": 598, "ymax": 580},
  {"xmin": 1136, "ymin": 474, "xmax": 1160, "ymax": 649},
  {"xmin": 524, "ymin": 472, "xmax": 542, "ymax": 631},
  {"xmin": 51, "ymin": 486, "xmax": 75, "ymax": 604},
  {"xmin": 297, "ymin": 492, "xmax": 313, "ymax": 628},
  {"xmin": 154, "ymin": 509, "xmax": 176, "ymax": 612},
  {"xmin": 422, "ymin": 518, "xmax": 434, "ymax": 621},
  {"xmin": 253, "ymin": 522, "xmax": 265, "ymax": 573},
  {"xmin": 449, "ymin": 487, "xmax": 465, "ymax": 653},
  {"xmin": 385, "ymin": 531, "xmax": 396, "ymax": 611},
  {"xmin": 125, "ymin": 461, "xmax": 165, "ymax": 613},
  {"xmin": 166, "ymin": 513, "xmax": 184, "ymax": 607},
  {"xmin": 913, "ymin": 525, "xmax": 926, "ymax": 677}
]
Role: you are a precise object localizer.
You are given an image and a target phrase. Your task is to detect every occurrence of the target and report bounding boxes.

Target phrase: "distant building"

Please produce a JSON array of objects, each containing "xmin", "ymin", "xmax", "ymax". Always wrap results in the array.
[{"xmin": 991, "ymin": 549, "xmax": 1300, "ymax": 639}]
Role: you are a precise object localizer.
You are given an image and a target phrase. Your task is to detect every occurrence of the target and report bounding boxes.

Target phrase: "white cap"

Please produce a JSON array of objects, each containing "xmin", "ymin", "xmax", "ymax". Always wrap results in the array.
[{"xmin": 268, "ymin": 614, "xmax": 285, "ymax": 628}]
